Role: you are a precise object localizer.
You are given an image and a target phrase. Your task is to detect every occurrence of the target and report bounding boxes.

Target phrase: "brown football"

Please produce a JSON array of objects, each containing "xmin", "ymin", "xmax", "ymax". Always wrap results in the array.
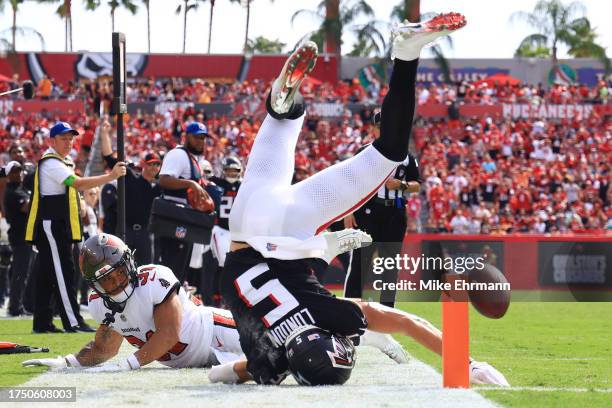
[{"xmin": 466, "ymin": 264, "xmax": 511, "ymax": 319}]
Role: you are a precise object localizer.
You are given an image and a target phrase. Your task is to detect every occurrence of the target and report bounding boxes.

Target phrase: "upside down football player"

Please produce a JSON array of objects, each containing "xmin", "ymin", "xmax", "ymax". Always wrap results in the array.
[{"xmin": 210, "ymin": 13, "xmax": 510, "ymax": 387}]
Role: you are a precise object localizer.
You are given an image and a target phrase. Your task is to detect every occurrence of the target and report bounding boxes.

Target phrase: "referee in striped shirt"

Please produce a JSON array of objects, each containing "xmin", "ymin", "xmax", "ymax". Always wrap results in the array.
[{"xmin": 343, "ymin": 141, "xmax": 420, "ymax": 307}]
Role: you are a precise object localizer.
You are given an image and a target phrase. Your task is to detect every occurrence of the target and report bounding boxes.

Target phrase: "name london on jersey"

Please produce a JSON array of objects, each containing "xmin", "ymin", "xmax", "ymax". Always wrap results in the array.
[{"xmin": 373, "ymin": 279, "xmax": 511, "ymax": 292}]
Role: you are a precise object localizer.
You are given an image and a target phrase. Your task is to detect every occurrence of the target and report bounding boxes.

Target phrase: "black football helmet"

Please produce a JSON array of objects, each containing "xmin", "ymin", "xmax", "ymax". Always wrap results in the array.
[
  {"xmin": 222, "ymin": 156, "xmax": 242, "ymax": 183},
  {"xmin": 79, "ymin": 234, "xmax": 138, "ymax": 312},
  {"xmin": 285, "ymin": 325, "xmax": 356, "ymax": 386}
]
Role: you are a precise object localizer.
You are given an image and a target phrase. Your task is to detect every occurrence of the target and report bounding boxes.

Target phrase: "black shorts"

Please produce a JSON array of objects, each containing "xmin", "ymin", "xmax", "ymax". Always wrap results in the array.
[{"xmin": 221, "ymin": 248, "xmax": 367, "ymax": 384}]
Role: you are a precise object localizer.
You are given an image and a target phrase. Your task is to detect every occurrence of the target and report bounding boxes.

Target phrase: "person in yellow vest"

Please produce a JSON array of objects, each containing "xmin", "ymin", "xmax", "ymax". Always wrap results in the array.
[{"xmin": 25, "ymin": 122, "xmax": 126, "ymax": 333}]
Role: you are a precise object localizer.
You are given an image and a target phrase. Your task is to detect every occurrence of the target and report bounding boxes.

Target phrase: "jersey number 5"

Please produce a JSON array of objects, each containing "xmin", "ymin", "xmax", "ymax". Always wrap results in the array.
[{"xmin": 234, "ymin": 263, "xmax": 299, "ymax": 328}]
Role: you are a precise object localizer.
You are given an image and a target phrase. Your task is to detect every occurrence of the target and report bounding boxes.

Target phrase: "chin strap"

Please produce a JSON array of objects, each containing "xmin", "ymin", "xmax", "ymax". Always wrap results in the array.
[{"xmin": 101, "ymin": 298, "xmax": 126, "ymax": 326}]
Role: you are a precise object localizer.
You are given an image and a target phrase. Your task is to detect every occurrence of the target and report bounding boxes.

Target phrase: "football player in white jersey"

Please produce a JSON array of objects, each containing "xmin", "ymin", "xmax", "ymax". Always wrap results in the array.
[{"xmin": 22, "ymin": 234, "xmax": 243, "ymax": 371}]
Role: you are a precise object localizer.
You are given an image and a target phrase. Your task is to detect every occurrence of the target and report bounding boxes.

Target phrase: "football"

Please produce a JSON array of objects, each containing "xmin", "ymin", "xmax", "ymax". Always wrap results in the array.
[
  {"xmin": 466, "ymin": 264, "xmax": 511, "ymax": 319},
  {"xmin": 187, "ymin": 187, "xmax": 215, "ymax": 213}
]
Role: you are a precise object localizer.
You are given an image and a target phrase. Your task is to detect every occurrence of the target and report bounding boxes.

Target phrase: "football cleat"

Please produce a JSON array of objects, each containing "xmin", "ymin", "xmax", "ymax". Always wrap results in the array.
[
  {"xmin": 391, "ymin": 12, "xmax": 467, "ymax": 61},
  {"xmin": 360, "ymin": 330, "xmax": 409, "ymax": 364},
  {"xmin": 322, "ymin": 228, "xmax": 373, "ymax": 259},
  {"xmin": 270, "ymin": 41, "xmax": 318, "ymax": 115}
]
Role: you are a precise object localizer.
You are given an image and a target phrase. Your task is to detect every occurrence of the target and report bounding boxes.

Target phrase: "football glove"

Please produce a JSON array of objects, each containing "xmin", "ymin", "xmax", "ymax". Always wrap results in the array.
[
  {"xmin": 469, "ymin": 360, "xmax": 510, "ymax": 386},
  {"xmin": 22, "ymin": 356, "xmax": 70, "ymax": 370}
]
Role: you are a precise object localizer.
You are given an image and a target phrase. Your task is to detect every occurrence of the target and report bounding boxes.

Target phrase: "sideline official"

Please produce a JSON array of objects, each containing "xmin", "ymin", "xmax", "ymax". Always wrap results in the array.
[
  {"xmin": 25, "ymin": 122, "xmax": 126, "ymax": 333},
  {"xmin": 344, "ymin": 152, "xmax": 420, "ymax": 307},
  {"xmin": 99, "ymin": 120, "xmax": 162, "ymax": 266},
  {"xmin": 158, "ymin": 122, "xmax": 211, "ymax": 283}
]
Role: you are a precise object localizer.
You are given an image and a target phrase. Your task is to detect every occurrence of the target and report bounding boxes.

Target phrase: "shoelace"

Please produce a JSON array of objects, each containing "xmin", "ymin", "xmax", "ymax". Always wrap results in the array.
[{"xmin": 338, "ymin": 237, "xmax": 360, "ymax": 253}]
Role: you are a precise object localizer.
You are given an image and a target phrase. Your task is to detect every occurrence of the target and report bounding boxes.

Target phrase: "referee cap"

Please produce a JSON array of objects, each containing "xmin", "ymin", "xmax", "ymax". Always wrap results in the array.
[
  {"xmin": 186, "ymin": 122, "xmax": 209, "ymax": 136},
  {"xmin": 50, "ymin": 122, "xmax": 79, "ymax": 138}
]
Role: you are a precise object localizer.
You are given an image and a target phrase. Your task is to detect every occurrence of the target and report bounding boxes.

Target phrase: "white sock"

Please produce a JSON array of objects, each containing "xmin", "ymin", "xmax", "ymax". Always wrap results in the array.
[{"xmin": 208, "ymin": 362, "xmax": 240, "ymax": 384}]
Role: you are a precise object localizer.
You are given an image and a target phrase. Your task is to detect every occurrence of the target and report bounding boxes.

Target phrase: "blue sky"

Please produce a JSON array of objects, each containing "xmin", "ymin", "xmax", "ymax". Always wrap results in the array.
[{"xmin": 0, "ymin": 0, "xmax": 610, "ymax": 58}]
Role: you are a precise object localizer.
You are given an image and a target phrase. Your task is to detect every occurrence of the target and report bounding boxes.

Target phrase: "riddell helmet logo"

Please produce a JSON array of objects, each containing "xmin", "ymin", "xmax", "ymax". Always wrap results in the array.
[{"xmin": 175, "ymin": 226, "xmax": 187, "ymax": 239}]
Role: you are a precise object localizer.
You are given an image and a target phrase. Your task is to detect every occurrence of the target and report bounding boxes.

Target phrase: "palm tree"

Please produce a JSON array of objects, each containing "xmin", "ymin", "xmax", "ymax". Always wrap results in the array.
[
  {"xmin": 291, "ymin": 0, "xmax": 375, "ymax": 56},
  {"xmin": 175, "ymin": 0, "xmax": 205, "ymax": 53},
  {"xmin": 37, "ymin": 0, "xmax": 70, "ymax": 51},
  {"xmin": 107, "ymin": 0, "xmax": 138, "ymax": 32},
  {"xmin": 228, "ymin": 0, "xmax": 273, "ymax": 53},
  {"xmin": 142, "ymin": 0, "xmax": 151, "ymax": 53},
  {"xmin": 206, "ymin": 0, "xmax": 214, "ymax": 53},
  {"xmin": 0, "ymin": 0, "xmax": 24, "ymax": 51},
  {"xmin": 560, "ymin": 17, "xmax": 610, "ymax": 71},
  {"xmin": 511, "ymin": 0, "xmax": 608, "ymax": 70},
  {"xmin": 245, "ymin": 36, "xmax": 285, "ymax": 54},
  {"xmin": 514, "ymin": 34, "xmax": 551, "ymax": 58},
  {"xmin": 347, "ymin": 21, "xmax": 386, "ymax": 57}
]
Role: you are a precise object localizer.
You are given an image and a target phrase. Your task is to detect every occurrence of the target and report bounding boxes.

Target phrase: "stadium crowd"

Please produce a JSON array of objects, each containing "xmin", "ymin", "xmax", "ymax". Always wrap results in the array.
[
  {"xmin": 3, "ymin": 71, "xmax": 611, "ymax": 106},
  {"xmin": 1, "ymin": 77, "xmax": 611, "ymax": 236}
]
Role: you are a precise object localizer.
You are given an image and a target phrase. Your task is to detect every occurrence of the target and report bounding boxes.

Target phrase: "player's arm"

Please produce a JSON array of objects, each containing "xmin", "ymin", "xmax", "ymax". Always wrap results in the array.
[
  {"xmin": 133, "ymin": 290, "xmax": 183, "ymax": 367},
  {"xmin": 208, "ymin": 360, "xmax": 252, "ymax": 384},
  {"xmin": 159, "ymin": 174, "xmax": 200, "ymax": 191},
  {"xmin": 73, "ymin": 324, "xmax": 124, "ymax": 366},
  {"xmin": 22, "ymin": 324, "xmax": 123, "ymax": 369}
]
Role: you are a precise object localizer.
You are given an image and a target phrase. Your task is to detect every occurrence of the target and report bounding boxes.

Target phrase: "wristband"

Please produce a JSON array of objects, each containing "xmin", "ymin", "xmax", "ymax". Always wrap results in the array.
[
  {"xmin": 126, "ymin": 353, "xmax": 141, "ymax": 370},
  {"xmin": 64, "ymin": 354, "xmax": 81, "ymax": 368}
]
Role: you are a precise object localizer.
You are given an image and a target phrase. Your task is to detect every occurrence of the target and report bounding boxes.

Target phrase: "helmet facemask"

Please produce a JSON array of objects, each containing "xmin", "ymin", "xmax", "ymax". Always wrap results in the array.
[{"xmin": 91, "ymin": 256, "xmax": 137, "ymax": 306}]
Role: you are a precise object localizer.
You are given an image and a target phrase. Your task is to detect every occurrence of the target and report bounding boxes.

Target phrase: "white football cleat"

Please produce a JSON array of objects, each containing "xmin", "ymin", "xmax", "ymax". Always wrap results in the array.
[
  {"xmin": 391, "ymin": 12, "xmax": 467, "ymax": 61},
  {"xmin": 270, "ymin": 41, "xmax": 318, "ymax": 115},
  {"xmin": 360, "ymin": 330, "xmax": 409, "ymax": 364},
  {"xmin": 469, "ymin": 360, "xmax": 510, "ymax": 386},
  {"xmin": 323, "ymin": 228, "xmax": 372, "ymax": 259}
]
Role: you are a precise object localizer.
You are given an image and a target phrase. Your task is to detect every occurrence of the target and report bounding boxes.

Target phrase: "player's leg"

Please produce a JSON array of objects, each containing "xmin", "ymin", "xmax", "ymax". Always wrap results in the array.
[
  {"xmin": 282, "ymin": 16, "xmax": 467, "ymax": 235},
  {"xmin": 239, "ymin": 42, "xmax": 317, "ymax": 190},
  {"xmin": 209, "ymin": 307, "xmax": 246, "ymax": 363}
]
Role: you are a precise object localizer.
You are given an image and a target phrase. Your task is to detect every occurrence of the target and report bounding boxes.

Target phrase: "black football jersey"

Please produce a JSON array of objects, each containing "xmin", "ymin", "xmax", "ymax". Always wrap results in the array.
[{"xmin": 209, "ymin": 176, "xmax": 241, "ymax": 230}]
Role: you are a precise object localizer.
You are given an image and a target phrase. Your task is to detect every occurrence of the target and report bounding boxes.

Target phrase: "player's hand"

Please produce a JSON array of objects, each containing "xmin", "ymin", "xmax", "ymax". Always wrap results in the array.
[
  {"xmin": 110, "ymin": 162, "xmax": 127, "ymax": 179},
  {"xmin": 343, "ymin": 213, "xmax": 358, "ymax": 229},
  {"xmin": 385, "ymin": 178, "xmax": 402, "ymax": 190},
  {"xmin": 469, "ymin": 360, "xmax": 510, "ymax": 386},
  {"xmin": 22, "ymin": 356, "xmax": 68, "ymax": 370}
]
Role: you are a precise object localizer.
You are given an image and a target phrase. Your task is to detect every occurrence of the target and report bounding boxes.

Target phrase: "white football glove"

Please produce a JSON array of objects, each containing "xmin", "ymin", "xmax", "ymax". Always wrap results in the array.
[
  {"xmin": 83, "ymin": 354, "xmax": 140, "ymax": 373},
  {"xmin": 22, "ymin": 356, "xmax": 69, "ymax": 370},
  {"xmin": 469, "ymin": 360, "xmax": 510, "ymax": 386},
  {"xmin": 208, "ymin": 362, "xmax": 240, "ymax": 384}
]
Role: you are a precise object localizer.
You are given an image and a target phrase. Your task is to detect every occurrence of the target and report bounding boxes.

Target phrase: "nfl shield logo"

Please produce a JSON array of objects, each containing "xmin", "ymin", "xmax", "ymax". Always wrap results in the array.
[
  {"xmin": 175, "ymin": 226, "xmax": 187, "ymax": 239},
  {"xmin": 266, "ymin": 243, "xmax": 278, "ymax": 251}
]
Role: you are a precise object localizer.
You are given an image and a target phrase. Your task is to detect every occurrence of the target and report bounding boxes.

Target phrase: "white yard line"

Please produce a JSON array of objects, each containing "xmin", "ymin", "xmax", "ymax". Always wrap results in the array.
[
  {"xmin": 478, "ymin": 386, "xmax": 612, "ymax": 393},
  {"xmin": 10, "ymin": 344, "xmax": 499, "ymax": 408}
]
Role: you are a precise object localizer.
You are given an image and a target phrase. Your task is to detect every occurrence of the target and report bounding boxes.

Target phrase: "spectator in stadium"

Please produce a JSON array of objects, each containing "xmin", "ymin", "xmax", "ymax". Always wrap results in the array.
[
  {"xmin": 2, "ymin": 161, "xmax": 34, "ymax": 317},
  {"xmin": 158, "ymin": 122, "xmax": 211, "ymax": 283},
  {"xmin": 99, "ymin": 119, "xmax": 162, "ymax": 266},
  {"xmin": 37, "ymin": 75, "xmax": 53, "ymax": 100}
]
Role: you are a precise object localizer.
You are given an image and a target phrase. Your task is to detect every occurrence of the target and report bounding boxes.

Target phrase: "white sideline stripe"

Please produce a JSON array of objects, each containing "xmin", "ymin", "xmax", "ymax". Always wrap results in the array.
[
  {"xmin": 478, "ymin": 386, "xmax": 612, "ymax": 393},
  {"xmin": 15, "ymin": 345, "xmax": 499, "ymax": 408},
  {"xmin": 43, "ymin": 220, "xmax": 78, "ymax": 328}
]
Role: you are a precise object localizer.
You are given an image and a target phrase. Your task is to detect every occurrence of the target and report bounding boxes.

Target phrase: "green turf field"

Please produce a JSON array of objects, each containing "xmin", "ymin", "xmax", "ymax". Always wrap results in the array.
[
  {"xmin": 1, "ymin": 304, "xmax": 611, "ymax": 407},
  {"xmin": 0, "ymin": 319, "xmax": 95, "ymax": 387},
  {"xmin": 396, "ymin": 302, "xmax": 612, "ymax": 408}
]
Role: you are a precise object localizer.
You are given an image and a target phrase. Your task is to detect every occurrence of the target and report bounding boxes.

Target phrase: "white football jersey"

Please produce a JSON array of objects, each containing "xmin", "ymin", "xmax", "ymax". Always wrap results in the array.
[{"xmin": 88, "ymin": 264, "xmax": 214, "ymax": 368}]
